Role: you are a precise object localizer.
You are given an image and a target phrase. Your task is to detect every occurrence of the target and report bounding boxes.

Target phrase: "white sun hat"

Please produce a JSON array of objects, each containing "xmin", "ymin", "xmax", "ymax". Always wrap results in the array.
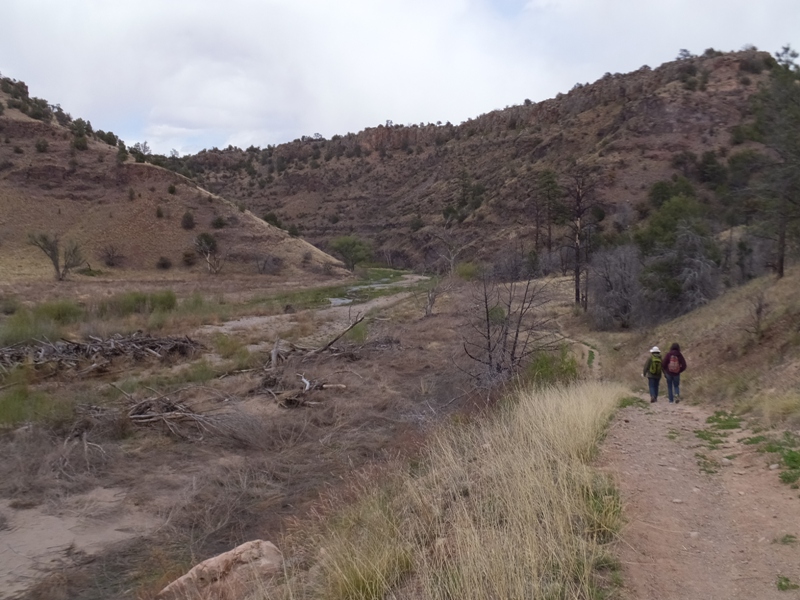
[{"xmin": 650, "ymin": 346, "xmax": 660, "ymax": 353}]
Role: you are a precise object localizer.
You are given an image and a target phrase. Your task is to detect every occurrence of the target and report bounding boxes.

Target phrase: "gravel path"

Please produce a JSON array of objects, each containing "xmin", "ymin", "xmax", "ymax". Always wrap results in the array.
[{"xmin": 601, "ymin": 400, "xmax": 800, "ymax": 599}]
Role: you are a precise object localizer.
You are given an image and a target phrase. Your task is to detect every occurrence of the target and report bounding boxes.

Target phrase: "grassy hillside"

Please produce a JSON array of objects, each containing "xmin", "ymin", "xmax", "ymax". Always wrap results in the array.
[
  {"xmin": 0, "ymin": 93, "xmax": 341, "ymax": 281},
  {"xmin": 603, "ymin": 266, "xmax": 800, "ymax": 425}
]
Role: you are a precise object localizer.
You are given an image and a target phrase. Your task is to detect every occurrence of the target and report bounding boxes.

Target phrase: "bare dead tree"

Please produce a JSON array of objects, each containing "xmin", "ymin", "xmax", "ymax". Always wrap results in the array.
[
  {"xmin": 589, "ymin": 245, "xmax": 643, "ymax": 329},
  {"xmin": 413, "ymin": 276, "xmax": 455, "ymax": 318},
  {"xmin": 744, "ymin": 286, "xmax": 770, "ymax": 342},
  {"xmin": 429, "ymin": 228, "xmax": 470, "ymax": 275},
  {"xmin": 195, "ymin": 233, "xmax": 225, "ymax": 275},
  {"xmin": 463, "ymin": 273, "xmax": 558, "ymax": 385},
  {"xmin": 560, "ymin": 165, "xmax": 604, "ymax": 309},
  {"xmin": 28, "ymin": 233, "xmax": 85, "ymax": 280}
]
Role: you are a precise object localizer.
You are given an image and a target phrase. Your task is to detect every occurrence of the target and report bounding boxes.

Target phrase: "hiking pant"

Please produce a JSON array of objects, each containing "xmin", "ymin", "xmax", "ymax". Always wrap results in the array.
[
  {"xmin": 665, "ymin": 372, "xmax": 681, "ymax": 402},
  {"xmin": 648, "ymin": 377, "xmax": 660, "ymax": 400}
]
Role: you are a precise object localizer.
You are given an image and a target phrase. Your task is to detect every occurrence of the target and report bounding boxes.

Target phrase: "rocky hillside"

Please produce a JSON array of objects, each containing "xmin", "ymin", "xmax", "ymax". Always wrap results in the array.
[
  {"xmin": 0, "ymin": 84, "xmax": 340, "ymax": 280},
  {"xmin": 184, "ymin": 49, "xmax": 774, "ymax": 265}
]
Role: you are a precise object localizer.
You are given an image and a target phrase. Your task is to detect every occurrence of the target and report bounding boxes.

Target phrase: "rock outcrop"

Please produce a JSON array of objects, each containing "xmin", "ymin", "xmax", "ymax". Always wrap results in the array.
[{"xmin": 157, "ymin": 540, "xmax": 282, "ymax": 600}]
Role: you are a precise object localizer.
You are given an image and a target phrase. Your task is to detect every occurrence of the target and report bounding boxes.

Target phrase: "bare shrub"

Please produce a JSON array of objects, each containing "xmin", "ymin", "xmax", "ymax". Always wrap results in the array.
[
  {"xmin": 589, "ymin": 245, "xmax": 643, "ymax": 329},
  {"xmin": 641, "ymin": 225, "xmax": 720, "ymax": 319},
  {"xmin": 99, "ymin": 244, "xmax": 125, "ymax": 267},
  {"xmin": 28, "ymin": 233, "xmax": 85, "ymax": 280},
  {"xmin": 256, "ymin": 255, "xmax": 285, "ymax": 275},
  {"xmin": 463, "ymin": 274, "xmax": 558, "ymax": 386},
  {"xmin": 744, "ymin": 286, "xmax": 770, "ymax": 342},
  {"xmin": 165, "ymin": 458, "xmax": 284, "ymax": 557}
]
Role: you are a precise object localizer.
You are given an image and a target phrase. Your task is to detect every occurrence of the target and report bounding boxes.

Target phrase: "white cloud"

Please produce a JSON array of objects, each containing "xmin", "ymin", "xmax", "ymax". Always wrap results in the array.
[{"xmin": 1, "ymin": 0, "xmax": 797, "ymax": 154}]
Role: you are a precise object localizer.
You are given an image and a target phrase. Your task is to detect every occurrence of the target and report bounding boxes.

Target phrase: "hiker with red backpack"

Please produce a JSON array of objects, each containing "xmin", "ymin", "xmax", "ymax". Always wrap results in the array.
[
  {"xmin": 642, "ymin": 346, "xmax": 663, "ymax": 403},
  {"xmin": 661, "ymin": 342, "xmax": 687, "ymax": 403}
]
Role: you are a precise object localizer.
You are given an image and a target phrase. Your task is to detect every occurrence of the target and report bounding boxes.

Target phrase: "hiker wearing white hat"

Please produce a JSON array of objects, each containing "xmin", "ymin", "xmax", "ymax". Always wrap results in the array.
[{"xmin": 642, "ymin": 346, "xmax": 663, "ymax": 403}]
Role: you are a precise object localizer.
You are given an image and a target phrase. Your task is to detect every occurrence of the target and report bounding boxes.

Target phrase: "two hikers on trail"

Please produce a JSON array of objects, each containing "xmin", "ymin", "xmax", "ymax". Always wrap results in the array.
[{"xmin": 642, "ymin": 343, "xmax": 687, "ymax": 403}]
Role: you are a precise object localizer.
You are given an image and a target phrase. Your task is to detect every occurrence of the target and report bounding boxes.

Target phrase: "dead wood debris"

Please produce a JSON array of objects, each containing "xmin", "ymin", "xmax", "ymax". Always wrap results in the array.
[
  {"xmin": 260, "ymin": 317, "xmax": 367, "ymax": 408},
  {"xmin": 0, "ymin": 332, "xmax": 204, "ymax": 374}
]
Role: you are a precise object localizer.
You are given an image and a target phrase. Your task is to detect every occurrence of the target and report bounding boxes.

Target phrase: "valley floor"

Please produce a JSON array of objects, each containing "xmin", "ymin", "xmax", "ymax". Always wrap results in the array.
[{"xmin": 603, "ymin": 400, "xmax": 800, "ymax": 599}]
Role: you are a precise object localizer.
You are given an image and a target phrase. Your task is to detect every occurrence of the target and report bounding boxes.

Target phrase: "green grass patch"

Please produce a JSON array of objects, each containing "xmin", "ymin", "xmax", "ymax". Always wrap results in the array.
[
  {"xmin": 344, "ymin": 321, "xmax": 369, "ymax": 344},
  {"xmin": 0, "ymin": 382, "xmax": 72, "ymax": 426},
  {"xmin": 776, "ymin": 534, "xmax": 798, "ymax": 545},
  {"xmin": 742, "ymin": 435, "xmax": 768, "ymax": 445},
  {"xmin": 619, "ymin": 396, "xmax": 648, "ymax": 409},
  {"xmin": 33, "ymin": 299, "xmax": 83, "ymax": 324},
  {"xmin": 524, "ymin": 345, "xmax": 579, "ymax": 387},
  {"xmin": 694, "ymin": 428, "xmax": 727, "ymax": 448},
  {"xmin": 777, "ymin": 575, "xmax": 800, "ymax": 591},
  {"xmin": 454, "ymin": 261, "xmax": 481, "ymax": 281},
  {"xmin": 96, "ymin": 290, "xmax": 177, "ymax": 318},
  {"xmin": 0, "ymin": 309, "xmax": 64, "ymax": 346},
  {"xmin": 667, "ymin": 429, "xmax": 679, "ymax": 440},
  {"xmin": 587, "ymin": 350, "xmax": 595, "ymax": 368},
  {"xmin": 706, "ymin": 410, "xmax": 742, "ymax": 429}
]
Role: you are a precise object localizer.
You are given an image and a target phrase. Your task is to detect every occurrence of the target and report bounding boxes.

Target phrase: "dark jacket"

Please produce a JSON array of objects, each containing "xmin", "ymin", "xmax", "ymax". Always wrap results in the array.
[
  {"xmin": 643, "ymin": 353, "xmax": 663, "ymax": 379},
  {"xmin": 662, "ymin": 350, "xmax": 687, "ymax": 375}
]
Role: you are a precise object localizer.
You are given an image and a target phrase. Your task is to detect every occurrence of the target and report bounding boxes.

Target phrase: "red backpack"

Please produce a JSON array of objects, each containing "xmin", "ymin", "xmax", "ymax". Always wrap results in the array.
[{"xmin": 668, "ymin": 355, "xmax": 681, "ymax": 374}]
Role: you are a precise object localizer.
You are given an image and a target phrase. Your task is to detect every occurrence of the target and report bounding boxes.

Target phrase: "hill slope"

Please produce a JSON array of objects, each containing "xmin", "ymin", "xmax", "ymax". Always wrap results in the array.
[
  {"xmin": 184, "ymin": 49, "xmax": 774, "ymax": 264},
  {"xmin": 0, "ymin": 93, "xmax": 340, "ymax": 280}
]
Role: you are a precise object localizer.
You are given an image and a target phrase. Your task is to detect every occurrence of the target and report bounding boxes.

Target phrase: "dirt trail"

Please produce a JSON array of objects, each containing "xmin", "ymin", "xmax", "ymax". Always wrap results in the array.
[{"xmin": 602, "ymin": 400, "xmax": 800, "ymax": 599}]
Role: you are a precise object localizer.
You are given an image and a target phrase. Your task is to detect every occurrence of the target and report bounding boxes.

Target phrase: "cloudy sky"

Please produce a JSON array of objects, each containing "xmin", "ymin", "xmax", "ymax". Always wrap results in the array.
[{"xmin": 2, "ymin": 0, "xmax": 797, "ymax": 155}]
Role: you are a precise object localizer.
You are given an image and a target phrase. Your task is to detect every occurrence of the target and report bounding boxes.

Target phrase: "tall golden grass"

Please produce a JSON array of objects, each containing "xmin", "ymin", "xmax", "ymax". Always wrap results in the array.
[{"xmin": 268, "ymin": 381, "xmax": 626, "ymax": 600}]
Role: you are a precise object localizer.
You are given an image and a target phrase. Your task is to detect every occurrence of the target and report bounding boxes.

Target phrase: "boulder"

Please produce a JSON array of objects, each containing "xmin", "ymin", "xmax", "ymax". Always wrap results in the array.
[{"xmin": 158, "ymin": 540, "xmax": 282, "ymax": 600}]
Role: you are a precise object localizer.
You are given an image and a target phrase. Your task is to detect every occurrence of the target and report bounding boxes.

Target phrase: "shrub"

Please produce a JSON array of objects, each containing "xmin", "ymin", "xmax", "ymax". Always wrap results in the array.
[
  {"xmin": 330, "ymin": 235, "xmax": 371, "ymax": 270},
  {"xmin": 262, "ymin": 212, "xmax": 282, "ymax": 228},
  {"xmin": 409, "ymin": 215, "xmax": 424, "ymax": 232},
  {"xmin": 156, "ymin": 206, "xmax": 164, "ymax": 218},
  {"xmin": 156, "ymin": 256, "xmax": 172, "ymax": 270},
  {"xmin": 287, "ymin": 224, "xmax": 300, "ymax": 237},
  {"xmin": 182, "ymin": 249, "xmax": 198, "ymax": 266},
  {"xmin": 35, "ymin": 139, "xmax": 48, "ymax": 153},
  {"xmin": 96, "ymin": 291, "xmax": 176, "ymax": 317},
  {"xmin": 100, "ymin": 245, "xmax": 124, "ymax": 267},
  {"xmin": 72, "ymin": 135, "xmax": 88, "ymax": 151},
  {"xmin": 13, "ymin": 146, "xmax": 23, "ymax": 154},
  {"xmin": 455, "ymin": 261, "xmax": 481, "ymax": 281},
  {"xmin": 33, "ymin": 299, "xmax": 83, "ymax": 324},
  {"xmin": 167, "ymin": 184, "xmax": 176, "ymax": 195},
  {"xmin": 211, "ymin": 216, "xmax": 226, "ymax": 229},
  {"xmin": 525, "ymin": 345, "xmax": 579, "ymax": 386},
  {"xmin": 181, "ymin": 211, "xmax": 195, "ymax": 230},
  {"xmin": 0, "ymin": 310, "xmax": 63, "ymax": 346},
  {"xmin": 195, "ymin": 232, "xmax": 218, "ymax": 255},
  {"xmin": 0, "ymin": 384, "xmax": 67, "ymax": 427}
]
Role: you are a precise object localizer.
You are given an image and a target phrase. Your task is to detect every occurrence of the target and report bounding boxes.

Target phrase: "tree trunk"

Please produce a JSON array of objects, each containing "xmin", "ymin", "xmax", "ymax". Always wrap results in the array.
[{"xmin": 777, "ymin": 197, "xmax": 787, "ymax": 279}]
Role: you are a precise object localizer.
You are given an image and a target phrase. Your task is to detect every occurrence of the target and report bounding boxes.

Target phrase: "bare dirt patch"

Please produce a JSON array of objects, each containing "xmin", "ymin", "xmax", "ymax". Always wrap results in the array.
[{"xmin": 602, "ymin": 400, "xmax": 800, "ymax": 599}]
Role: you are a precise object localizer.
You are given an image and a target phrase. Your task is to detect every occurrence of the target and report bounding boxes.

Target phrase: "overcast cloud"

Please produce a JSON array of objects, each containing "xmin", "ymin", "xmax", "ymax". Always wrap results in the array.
[{"xmin": 2, "ymin": 0, "xmax": 797, "ymax": 154}]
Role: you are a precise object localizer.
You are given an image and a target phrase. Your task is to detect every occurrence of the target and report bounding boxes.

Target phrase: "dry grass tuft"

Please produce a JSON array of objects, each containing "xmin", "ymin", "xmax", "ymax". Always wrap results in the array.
[{"xmin": 274, "ymin": 381, "xmax": 626, "ymax": 600}]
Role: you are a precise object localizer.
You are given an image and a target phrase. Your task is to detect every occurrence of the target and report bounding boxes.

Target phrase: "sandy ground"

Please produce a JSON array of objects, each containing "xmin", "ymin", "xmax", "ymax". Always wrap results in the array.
[
  {"xmin": 0, "ymin": 490, "xmax": 159, "ymax": 598},
  {"xmin": 602, "ymin": 400, "xmax": 800, "ymax": 599}
]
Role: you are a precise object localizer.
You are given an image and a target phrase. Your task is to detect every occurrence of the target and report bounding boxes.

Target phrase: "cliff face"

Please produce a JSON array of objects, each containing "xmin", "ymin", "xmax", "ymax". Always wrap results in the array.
[{"xmin": 182, "ymin": 50, "xmax": 771, "ymax": 265}]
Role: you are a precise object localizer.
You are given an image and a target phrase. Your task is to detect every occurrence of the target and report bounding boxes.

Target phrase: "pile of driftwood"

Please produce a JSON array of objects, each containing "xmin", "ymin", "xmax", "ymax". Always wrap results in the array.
[
  {"xmin": 107, "ymin": 384, "xmax": 228, "ymax": 440},
  {"xmin": 0, "ymin": 332, "xmax": 204, "ymax": 375},
  {"xmin": 260, "ymin": 316, "xmax": 364, "ymax": 408}
]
